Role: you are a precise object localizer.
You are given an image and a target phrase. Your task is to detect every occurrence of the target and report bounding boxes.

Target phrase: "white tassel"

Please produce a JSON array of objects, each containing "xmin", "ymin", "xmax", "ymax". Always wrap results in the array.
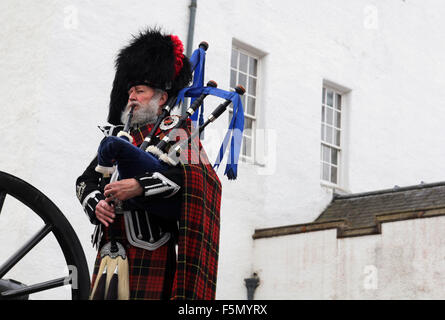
[
  {"xmin": 94, "ymin": 165, "xmax": 116, "ymax": 177},
  {"xmin": 117, "ymin": 131, "xmax": 134, "ymax": 144},
  {"xmin": 159, "ymin": 153, "xmax": 178, "ymax": 166},
  {"xmin": 146, "ymin": 145, "xmax": 163, "ymax": 157}
]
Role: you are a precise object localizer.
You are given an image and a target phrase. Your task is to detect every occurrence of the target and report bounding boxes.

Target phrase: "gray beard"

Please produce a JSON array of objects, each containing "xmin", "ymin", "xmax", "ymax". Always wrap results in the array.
[{"xmin": 121, "ymin": 95, "xmax": 161, "ymax": 127}]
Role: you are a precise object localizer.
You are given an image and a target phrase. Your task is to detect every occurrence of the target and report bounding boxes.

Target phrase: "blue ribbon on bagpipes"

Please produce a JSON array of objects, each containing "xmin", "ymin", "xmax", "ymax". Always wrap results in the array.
[
  {"xmin": 183, "ymin": 44, "xmax": 245, "ymax": 179},
  {"xmin": 188, "ymin": 45, "xmax": 206, "ymax": 128},
  {"xmin": 176, "ymin": 86, "xmax": 244, "ymax": 180}
]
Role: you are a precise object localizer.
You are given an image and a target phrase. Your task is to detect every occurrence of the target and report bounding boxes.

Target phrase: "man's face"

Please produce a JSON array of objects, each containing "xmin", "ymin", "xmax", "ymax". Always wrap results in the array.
[
  {"xmin": 128, "ymin": 85, "xmax": 154, "ymax": 108},
  {"xmin": 122, "ymin": 85, "xmax": 168, "ymax": 126}
]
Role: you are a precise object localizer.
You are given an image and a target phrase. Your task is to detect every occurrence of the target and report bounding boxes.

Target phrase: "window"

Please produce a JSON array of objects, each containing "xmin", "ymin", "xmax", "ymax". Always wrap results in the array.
[
  {"xmin": 321, "ymin": 86, "xmax": 343, "ymax": 185},
  {"xmin": 229, "ymin": 47, "xmax": 259, "ymax": 161}
]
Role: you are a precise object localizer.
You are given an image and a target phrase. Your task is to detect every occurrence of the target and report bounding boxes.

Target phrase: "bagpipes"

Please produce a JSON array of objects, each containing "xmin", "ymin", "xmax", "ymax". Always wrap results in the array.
[
  {"xmin": 95, "ymin": 42, "xmax": 246, "ymax": 181},
  {"xmin": 90, "ymin": 39, "xmax": 244, "ymax": 300}
]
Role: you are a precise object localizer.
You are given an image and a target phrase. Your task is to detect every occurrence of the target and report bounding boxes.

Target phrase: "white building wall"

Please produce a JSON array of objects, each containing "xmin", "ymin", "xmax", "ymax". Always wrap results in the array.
[
  {"xmin": 0, "ymin": 0, "xmax": 444, "ymax": 299},
  {"xmin": 253, "ymin": 216, "xmax": 445, "ymax": 299}
]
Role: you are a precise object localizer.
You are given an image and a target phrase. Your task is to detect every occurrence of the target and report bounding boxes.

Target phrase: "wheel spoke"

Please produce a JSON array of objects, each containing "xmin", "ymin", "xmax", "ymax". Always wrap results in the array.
[
  {"xmin": 0, "ymin": 224, "xmax": 53, "ymax": 279},
  {"xmin": 0, "ymin": 171, "xmax": 91, "ymax": 299},
  {"xmin": 0, "ymin": 277, "xmax": 67, "ymax": 299},
  {"xmin": 0, "ymin": 190, "xmax": 5, "ymax": 215}
]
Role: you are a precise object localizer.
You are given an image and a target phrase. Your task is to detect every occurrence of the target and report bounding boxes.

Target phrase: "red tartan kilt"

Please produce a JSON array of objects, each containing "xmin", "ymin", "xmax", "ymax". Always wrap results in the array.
[{"xmin": 91, "ymin": 215, "xmax": 176, "ymax": 300}]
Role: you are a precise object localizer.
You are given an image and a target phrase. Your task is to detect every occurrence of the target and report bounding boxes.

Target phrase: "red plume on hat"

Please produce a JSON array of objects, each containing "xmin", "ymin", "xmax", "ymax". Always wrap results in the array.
[{"xmin": 107, "ymin": 28, "xmax": 192, "ymax": 125}]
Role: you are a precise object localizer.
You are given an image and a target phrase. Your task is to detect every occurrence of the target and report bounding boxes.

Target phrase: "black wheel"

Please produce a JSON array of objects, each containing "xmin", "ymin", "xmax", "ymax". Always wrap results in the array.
[{"xmin": 0, "ymin": 171, "xmax": 90, "ymax": 300}]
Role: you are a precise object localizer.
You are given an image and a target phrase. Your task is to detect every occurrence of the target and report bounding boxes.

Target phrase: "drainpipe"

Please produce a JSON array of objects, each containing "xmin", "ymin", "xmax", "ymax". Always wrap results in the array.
[
  {"xmin": 186, "ymin": 0, "xmax": 197, "ymax": 58},
  {"xmin": 183, "ymin": 0, "xmax": 198, "ymax": 115}
]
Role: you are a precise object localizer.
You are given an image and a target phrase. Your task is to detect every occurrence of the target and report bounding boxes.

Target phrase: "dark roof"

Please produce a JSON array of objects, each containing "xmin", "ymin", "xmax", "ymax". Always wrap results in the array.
[
  {"xmin": 315, "ymin": 181, "xmax": 445, "ymax": 228},
  {"xmin": 253, "ymin": 181, "xmax": 445, "ymax": 239}
]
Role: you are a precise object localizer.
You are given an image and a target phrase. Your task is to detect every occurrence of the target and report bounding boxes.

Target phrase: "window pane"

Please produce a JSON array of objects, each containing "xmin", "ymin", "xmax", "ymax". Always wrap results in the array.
[
  {"xmin": 321, "ymin": 124, "xmax": 325, "ymax": 140},
  {"xmin": 326, "ymin": 126, "xmax": 333, "ymax": 144},
  {"xmin": 322, "ymin": 145, "xmax": 330, "ymax": 162},
  {"xmin": 327, "ymin": 90, "xmax": 333, "ymax": 106},
  {"xmin": 239, "ymin": 73, "xmax": 247, "ymax": 88},
  {"xmin": 336, "ymin": 94, "xmax": 342, "ymax": 110},
  {"xmin": 230, "ymin": 69, "xmax": 237, "ymax": 89},
  {"xmin": 322, "ymin": 87, "xmax": 326, "ymax": 104},
  {"xmin": 326, "ymin": 108, "xmax": 333, "ymax": 125},
  {"xmin": 322, "ymin": 163, "xmax": 330, "ymax": 181},
  {"xmin": 248, "ymin": 77, "xmax": 257, "ymax": 96},
  {"xmin": 331, "ymin": 166, "xmax": 337, "ymax": 184},
  {"xmin": 247, "ymin": 96, "xmax": 256, "ymax": 116},
  {"xmin": 331, "ymin": 149, "xmax": 338, "ymax": 165},
  {"xmin": 244, "ymin": 117, "xmax": 253, "ymax": 131},
  {"xmin": 335, "ymin": 111, "xmax": 341, "ymax": 128},
  {"xmin": 244, "ymin": 126, "xmax": 253, "ymax": 140},
  {"xmin": 334, "ymin": 130, "xmax": 341, "ymax": 147},
  {"xmin": 249, "ymin": 57, "xmax": 257, "ymax": 76},
  {"xmin": 231, "ymin": 49, "xmax": 238, "ymax": 69},
  {"xmin": 333, "ymin": 129, "xmax": 338, "ymax": 145},
  {"xmin": 239, "ymin": 53, "xmax": 248, "ymax": 73}
]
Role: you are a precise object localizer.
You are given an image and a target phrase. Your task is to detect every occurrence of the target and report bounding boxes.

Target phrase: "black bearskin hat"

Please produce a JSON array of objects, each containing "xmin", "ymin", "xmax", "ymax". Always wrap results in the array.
[{"xmin": 107, "ymin": 28, "xmax": 192, "ymax": 125}]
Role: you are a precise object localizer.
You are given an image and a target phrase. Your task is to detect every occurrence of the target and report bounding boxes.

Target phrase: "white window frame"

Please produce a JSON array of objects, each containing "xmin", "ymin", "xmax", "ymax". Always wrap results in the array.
[
  {"xmin": 320, "ymin": 84, "xmax": 344, "ymax": 187},
  {"xmin": 229, "ymin": 46, "xmax": 260, "ymax": 163}
]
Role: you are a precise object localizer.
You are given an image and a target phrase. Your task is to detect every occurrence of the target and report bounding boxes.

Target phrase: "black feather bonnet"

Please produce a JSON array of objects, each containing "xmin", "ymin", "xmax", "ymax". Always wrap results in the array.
[{"xmin": 107, "ymin": 28, "xmax": 192, "ymax": 125}]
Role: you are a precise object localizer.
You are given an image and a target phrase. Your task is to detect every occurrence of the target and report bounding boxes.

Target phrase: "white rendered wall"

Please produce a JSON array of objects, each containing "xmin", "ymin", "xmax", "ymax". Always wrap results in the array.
[
  {"xmin": 253, "ymin": 216, "xmax": 445, "ymax": 299},
  {"xmin": 1, "ymin": 0, "xmax": 445, "ymax": 299}
]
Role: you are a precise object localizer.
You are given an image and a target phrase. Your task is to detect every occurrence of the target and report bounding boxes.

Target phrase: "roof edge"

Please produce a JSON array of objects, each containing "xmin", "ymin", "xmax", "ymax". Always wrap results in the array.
[
  {"xmin": 253, "ymin": 207, "xmax": 445, "ymax": 240},
  {"xmin": 334, "ymin": 181, "xmax": 445, "ymax": 200}
]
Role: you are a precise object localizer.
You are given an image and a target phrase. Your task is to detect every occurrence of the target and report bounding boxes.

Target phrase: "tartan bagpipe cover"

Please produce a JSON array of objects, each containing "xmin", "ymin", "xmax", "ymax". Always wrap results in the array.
[{"xmin": 170, "ymin": 120, "xmax": 222, "ymax": 300}]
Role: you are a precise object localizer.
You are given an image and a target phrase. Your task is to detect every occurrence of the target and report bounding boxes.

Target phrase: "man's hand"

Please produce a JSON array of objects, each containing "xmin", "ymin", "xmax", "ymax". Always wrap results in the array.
[
  {"xmin": 95, "ymin": 199, "xmax": 115, "ymax": 227},
  {"xmin": 104, "ymin": 178, "xmax": 143, "ymax": 201}
]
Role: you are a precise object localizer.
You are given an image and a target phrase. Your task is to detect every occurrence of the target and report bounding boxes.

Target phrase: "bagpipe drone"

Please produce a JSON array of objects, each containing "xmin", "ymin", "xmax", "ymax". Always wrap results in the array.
[{"xmin": 95, "ymin": 41, "xmax": 246, "ymax": 181}]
